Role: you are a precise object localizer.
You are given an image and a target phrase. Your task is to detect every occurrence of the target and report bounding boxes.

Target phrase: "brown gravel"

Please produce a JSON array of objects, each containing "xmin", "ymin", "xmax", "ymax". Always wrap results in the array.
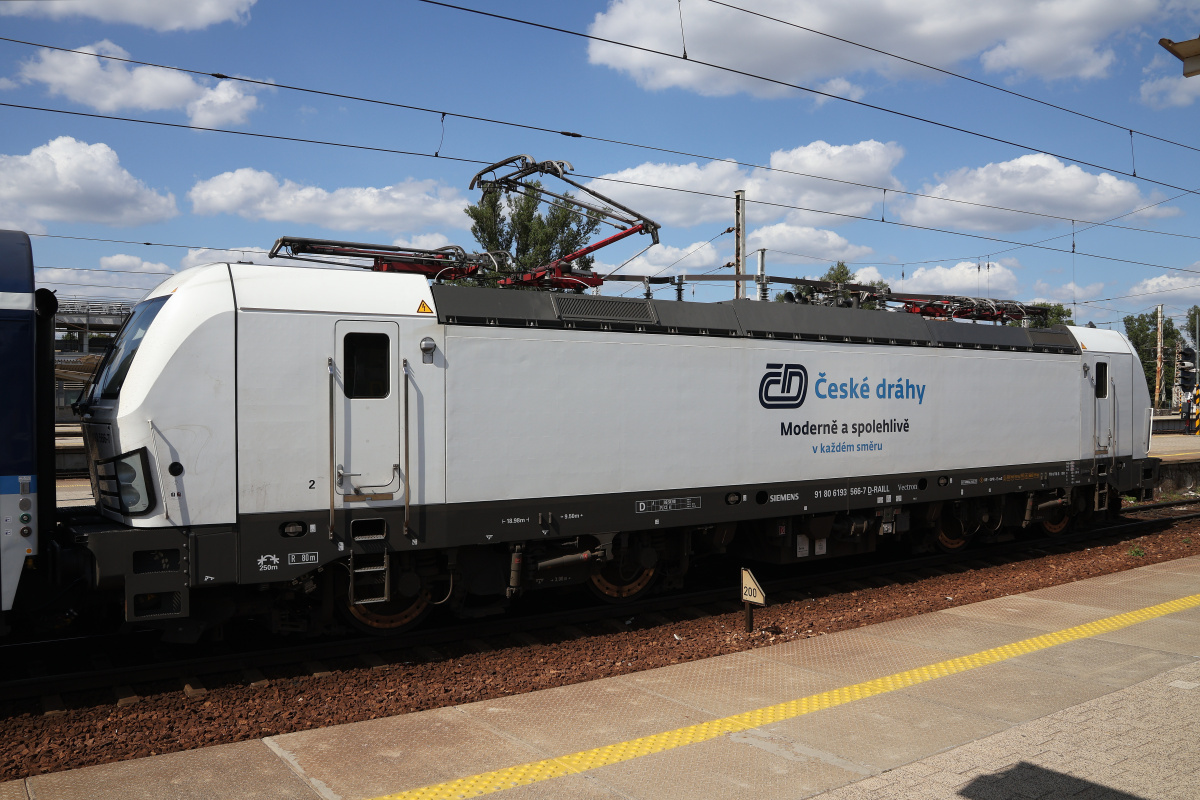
[{"xmin": 4, "ymin": 523, "xmax": 1200, "ymax": 781}]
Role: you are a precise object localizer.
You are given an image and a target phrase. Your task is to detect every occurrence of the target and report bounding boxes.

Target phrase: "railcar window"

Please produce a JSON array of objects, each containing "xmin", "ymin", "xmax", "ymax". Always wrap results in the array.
[
  {"xmin": 1095, "ymin": 361, "xmax": 1109, "ymax": 398},
  {"xmin": 96, "ymin": 296, "xmax": 170, "ymax": 400},
  {"xmin": 344, "ymin": 332, "xmax": 390, "ymax": 398}
]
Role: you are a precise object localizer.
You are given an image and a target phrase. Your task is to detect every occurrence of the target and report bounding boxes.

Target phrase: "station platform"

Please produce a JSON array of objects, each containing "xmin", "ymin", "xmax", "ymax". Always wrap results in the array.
[
  {"xmin": 5, "ymin": 556, "xmax": 1200, "ymax": 800},
  {"xmin": 1149, "ymin": 433, "xmax": 1200, "ymax": 464}
]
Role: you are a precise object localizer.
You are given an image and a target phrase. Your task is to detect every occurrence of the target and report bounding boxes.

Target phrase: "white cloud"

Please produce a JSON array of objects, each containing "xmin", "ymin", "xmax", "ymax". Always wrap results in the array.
[
  {"xmin": 589, "ymin": 160, "xmax": 742, "ymax": 227},
  {"xmin": 892, "ymin": 261, "xmax": 1019, "ymax": 297},
  {"xmin": 595, "ymin": 240, "xmax": 722, "ymax": 277},
  {"xmin": 0, "ymin": 0, "xmax": 255, "ymax": 31},
  {"xmin": 1120, "ymin": 271, "xmax": 1200, "ymax": 306},
  {"xmin": 0, "ymin": 137, "xmax": 177, "ymax": 232},
  {"xmin": 186, "ymin": 80, "xmax": 260, "ymax": 127},
  {"xmin": 100, "ymin": 254, "xmax": 172, "ymax": 273},
  {"xmin": 36, "ymin": 254, "xmax": 171, "ymax": 299},
  {"xmin": 1030, "ymin": 280, "xmax": 1105, "ymax": 304},
  {"xmin": 393, "ymin": 233, "xmax": 454, "ymax": 251},
  {"xmin": 899, "ymin": 154, "xmax": 1176, "ymax": 232},
  {"xmin": 852, "ymin": 266, "xmax": 884, "ymax": 284},
  {"xmin": 1140, "ymin": 74, "xmax": 1200, "ymax": 108},
  {"xmin": 0, "ymin": 77, "xmax": 17, "ymax": 91},
  {"xmin": 746, "ymin": 222, "xmax": 873, "ymax": 262},
  {"xmin": 588, "ymin": 0, "xmax": 1161, "ymax": 97},
  {"xmin": 813, "ymin": 78, "xmax": 866, "ymax": 106},
  {"xmin": 19, "ymin": 41, "xmax": 259, "ymax": 127},
  {"xmin": 749, "ymin": 140, "xmax": 903, "ymax": 226},
  {"xmin": 179, "ymin": 247, "xmax": 267, "ymax": 271},
  {"xmin": 188, "ymin": 168, "xmax": 470, "ymax": 233},
  {"xmin": 587, "ymin": 139, "xmax": 902, "ymax": 229}
]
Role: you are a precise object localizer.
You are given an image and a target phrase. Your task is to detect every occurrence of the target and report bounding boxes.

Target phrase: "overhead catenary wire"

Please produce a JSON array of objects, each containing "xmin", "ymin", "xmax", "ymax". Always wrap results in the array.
[
  {"xmin": 902, "ymin": 192, "xmax": 1190, "ymax": 277},
  {"xmin": 8, "ymin": 96, "xmax": 1197, "ymax": 284},
  {"xmin": 36, "ymin": 265, "xmax": 175, "ymax": 276},
  {"xmin": 3, "ymin": 38, "xmax": 1199, "ymax": 242},
  {"xmin": 25, "ymin": 231, "xmax": 268, "ymax": 255},
  {"xmin": 415, "ymin": 1, "xmax": 1200, "ymax": 201},
  {"xmin": 702, "ymin": 0, "xmax": 1200, "ymax": 158},
  {"xmin": 581, "ymin": 171, "xmax": 1200, "ymax": 277},
  {"xmin": 36, "ymin": 280, "xmax": 155, "ymax": 291},
  {"xmin": 621, "ymin": 226, "xmax": 734, "ymax": 296}
]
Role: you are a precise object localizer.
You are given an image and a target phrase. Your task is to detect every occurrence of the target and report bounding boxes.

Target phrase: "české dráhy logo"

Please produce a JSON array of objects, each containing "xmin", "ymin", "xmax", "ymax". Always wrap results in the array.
[{"xmin": 759, "ymin": 363, "xmax": 808, "ymax": 409}]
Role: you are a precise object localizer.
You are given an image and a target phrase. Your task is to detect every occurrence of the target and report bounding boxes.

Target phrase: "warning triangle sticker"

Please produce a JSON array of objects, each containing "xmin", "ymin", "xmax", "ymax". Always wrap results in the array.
[{"xmin": 417, "ymin": 300, "xmax": 433, "ymax": 314}]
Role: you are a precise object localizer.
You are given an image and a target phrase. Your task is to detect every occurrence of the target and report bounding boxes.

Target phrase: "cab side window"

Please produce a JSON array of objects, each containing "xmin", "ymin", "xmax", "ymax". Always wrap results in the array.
[
  {"xmin": 1095, "ymin": 361, "xmax": 1108, "ymax": 399},
  {"xmin": 344, "ymin": 333, "xmax": 390, "ymax": 398}
]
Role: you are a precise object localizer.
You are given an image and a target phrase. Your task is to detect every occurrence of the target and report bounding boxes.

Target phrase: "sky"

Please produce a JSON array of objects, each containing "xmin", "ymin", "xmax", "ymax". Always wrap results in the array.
[{"xmin": 2, "ymin": 0, "xmax": 1199, "ymax": 330}]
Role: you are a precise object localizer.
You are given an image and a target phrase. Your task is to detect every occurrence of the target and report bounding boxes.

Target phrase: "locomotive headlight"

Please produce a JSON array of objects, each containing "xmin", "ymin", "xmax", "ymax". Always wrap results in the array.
[
  {"xmin": 99, "ymin": 449, "xmax": 155, "ymax": 516},
  {"xmin": 115, "ymin": 460, "xmax": 138, "ymax": 484},
  {"xmin": 120, "ymin": 484, "xmax": 142, "ymax": 509}
]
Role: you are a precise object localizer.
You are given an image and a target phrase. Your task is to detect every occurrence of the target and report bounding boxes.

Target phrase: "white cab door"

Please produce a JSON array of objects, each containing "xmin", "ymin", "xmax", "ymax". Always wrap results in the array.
[{"xmin": 334, "ymin": 320, "xmax": 400, "ymax": 497}]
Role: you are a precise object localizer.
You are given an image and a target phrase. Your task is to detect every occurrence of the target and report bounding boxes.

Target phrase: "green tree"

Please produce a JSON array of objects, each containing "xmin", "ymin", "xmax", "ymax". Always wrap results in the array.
[
  {"xmin": 463, "ymin": 182, "xmax": 603, "ymax": 287},
  {"xmin": 1183, "ymin": 305, "xmax": 1200, "ymax": 347},
  {"xmin": 821, "ymin": 261, "xmax": 855, "ymax": 284},
  {"xmin": 1124, "ymin": 312, "xmax": 1180, "ymax": 405}
]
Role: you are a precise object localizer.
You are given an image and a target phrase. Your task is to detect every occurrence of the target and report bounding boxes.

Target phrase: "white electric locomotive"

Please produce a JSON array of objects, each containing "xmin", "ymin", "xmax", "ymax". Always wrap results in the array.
[
  {"xmin": 0, "ymin": 157, "xmax": 1160, "ymax": 638},
  {"xmin": 45, "ymin": 244, "xmax": 1157, "ymax": 637}
]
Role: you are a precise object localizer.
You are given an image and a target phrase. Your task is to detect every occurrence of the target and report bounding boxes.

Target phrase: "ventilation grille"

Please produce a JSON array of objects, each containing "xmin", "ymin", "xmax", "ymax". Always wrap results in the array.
[{"xmin": 553, "ymin": 295, "xmax": 657, "ymax": 324}]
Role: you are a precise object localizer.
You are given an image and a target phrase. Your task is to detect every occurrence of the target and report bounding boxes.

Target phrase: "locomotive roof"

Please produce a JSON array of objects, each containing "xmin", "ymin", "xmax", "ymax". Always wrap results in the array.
[
  {"xmin": 430, "ymin": 284, "xmax": 1082, "ymax": 356},
  {"xmin": 149, "ymin": 261, "xmax": 1090, "ymax": 356}
]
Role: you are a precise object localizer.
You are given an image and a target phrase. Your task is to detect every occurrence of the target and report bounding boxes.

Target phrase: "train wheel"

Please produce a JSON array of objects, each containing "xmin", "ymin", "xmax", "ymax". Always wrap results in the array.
[
  {"xmin": 587, "ymin": 561, "xmax": 657, "ymax": 602},
  {"xmin": 934, "ymin": 514, "xmax": 972, "ymax": 553},
  {"xmin": 337, "ymin": 570, "xmax": 432, "ymax": 634},
  {"xmin": 1040, "ymin": 508, "xmax": 1073, "ymax": 536}
]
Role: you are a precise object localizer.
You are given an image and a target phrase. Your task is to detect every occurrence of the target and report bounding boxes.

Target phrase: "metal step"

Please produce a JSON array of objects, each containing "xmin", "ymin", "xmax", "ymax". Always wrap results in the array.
[
  {"xmin": 348, "ymin": 550, "xmax": 390, "ymax": 605},
  {"xmin": 352, "ymin": 534, "xmax": 387, "ymax": 542}
]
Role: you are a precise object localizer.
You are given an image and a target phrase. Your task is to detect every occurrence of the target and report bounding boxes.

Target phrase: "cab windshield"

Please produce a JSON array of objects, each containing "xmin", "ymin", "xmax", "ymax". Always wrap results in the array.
[{"xmin": 92, "ymin": 296, "xmax": 170, "ymax": 400}]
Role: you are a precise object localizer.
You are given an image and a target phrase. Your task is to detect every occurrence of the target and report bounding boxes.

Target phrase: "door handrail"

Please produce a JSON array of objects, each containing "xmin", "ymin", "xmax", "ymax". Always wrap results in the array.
[
  {"xmin": 327, "ymin": 357, "xmax": 336, "ymax": 539},
  {"xmin": 403, "ymin": 357, "xmax": 411, "ymax": 537}
]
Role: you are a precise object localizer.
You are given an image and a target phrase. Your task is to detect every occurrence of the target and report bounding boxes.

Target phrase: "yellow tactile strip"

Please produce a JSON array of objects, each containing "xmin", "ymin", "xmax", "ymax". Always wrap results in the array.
[{"xmin": 374, "ymin": 591, "xmax": 1200, "ymax": 800}]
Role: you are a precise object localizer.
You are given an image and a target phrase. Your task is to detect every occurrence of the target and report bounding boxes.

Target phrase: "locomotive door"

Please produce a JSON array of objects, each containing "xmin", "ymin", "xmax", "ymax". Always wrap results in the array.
[
  {"xmin": 333, "ymin": 320, "xmax": 401, "ymax": 499},
  {"xmin": 1094, "ymin": 359, "xmax": 1112, "ymax": 455}
]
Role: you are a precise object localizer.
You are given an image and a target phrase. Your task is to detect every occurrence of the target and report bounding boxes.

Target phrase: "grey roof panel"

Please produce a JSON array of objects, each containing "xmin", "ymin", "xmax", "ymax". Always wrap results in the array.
[
  {"xmin": 649, "ymin": 299, "xmax": 741, "ymax": 335},
  {"xmin": 1027, "ymin": 325, "xmax": 1080, "ymax": 352},
  {"xmin": 429, "ymin": 285, "xmax": 1077, "ymax": 355},
  {"xmin": 722, "ymin": 299, "xmax": 934, "ymax": 344},
  {"xmin": 927, "ymin": 320, "xmax": 1034, "ymax": 349},
  {"xmin": 431, "ymin": 284, "xmax": 559, "ymax": 325}
]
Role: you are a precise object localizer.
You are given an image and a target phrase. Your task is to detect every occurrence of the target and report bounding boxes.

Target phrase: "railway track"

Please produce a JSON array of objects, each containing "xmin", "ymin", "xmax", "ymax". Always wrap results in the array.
[{"xmin": 4, "ymin": 499, "xmax": 1198, "ymax": 715}]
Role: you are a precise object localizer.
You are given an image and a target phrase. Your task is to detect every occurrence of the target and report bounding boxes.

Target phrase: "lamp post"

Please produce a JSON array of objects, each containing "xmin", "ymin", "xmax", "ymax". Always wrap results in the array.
[{"xmin": 1160, "ymin": 36, "xmax": 1200, "ymax": 78}]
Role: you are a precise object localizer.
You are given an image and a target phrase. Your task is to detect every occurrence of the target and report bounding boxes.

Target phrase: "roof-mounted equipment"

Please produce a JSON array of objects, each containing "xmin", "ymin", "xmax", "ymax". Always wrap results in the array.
[
  {"xmin": 468, "ymin": 154, "xmax": 660, "ymax": 291},
  {"xmin": 888, "ymin": 293, "xmax": 1048, "ymax": 324},
  {"xmin": 268, "ymin": 236, "xmax": 503, "ymax": 281}
]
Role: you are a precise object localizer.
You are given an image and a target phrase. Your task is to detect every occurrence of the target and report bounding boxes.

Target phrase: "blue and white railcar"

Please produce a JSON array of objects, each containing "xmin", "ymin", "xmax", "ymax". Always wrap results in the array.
[{"xmin": 0, "ymin": 230, "xmax": 56, "ymax": 624}]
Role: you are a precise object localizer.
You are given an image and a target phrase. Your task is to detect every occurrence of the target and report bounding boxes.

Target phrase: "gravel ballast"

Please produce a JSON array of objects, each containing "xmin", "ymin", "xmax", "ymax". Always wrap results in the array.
[{"xmin": 4, "ymin": 525, "xmax": 1199, "ymax": 781}]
